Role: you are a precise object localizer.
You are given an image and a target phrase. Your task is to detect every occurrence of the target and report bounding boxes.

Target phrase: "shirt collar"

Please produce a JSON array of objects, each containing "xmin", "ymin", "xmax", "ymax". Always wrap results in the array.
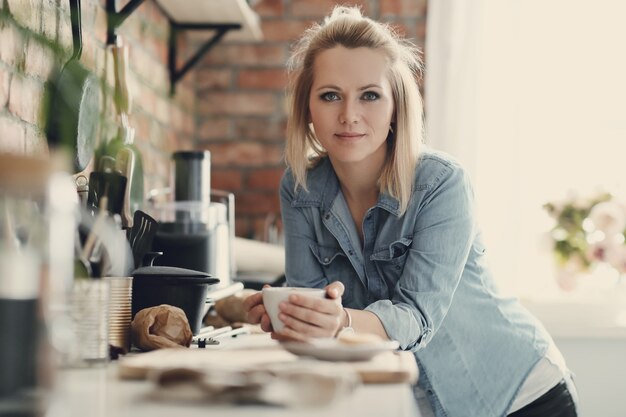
[{"xmin": 292, "ymin": 157, "xmax": 402, "ymax": 216}]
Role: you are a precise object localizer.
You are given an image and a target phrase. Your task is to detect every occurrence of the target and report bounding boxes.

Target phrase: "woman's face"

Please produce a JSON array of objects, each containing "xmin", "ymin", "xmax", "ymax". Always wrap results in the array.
[{"xmin": 308, "ymin": 46, "xmax": 395, "ymax": 170}]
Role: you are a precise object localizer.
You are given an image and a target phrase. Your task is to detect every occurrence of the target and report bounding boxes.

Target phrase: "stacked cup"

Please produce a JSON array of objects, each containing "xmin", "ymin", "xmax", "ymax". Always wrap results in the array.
[
  {"xmin": 104, "ymin": 277, "xmax": 133, "ymax": 353},
  {"xmin": 68, "ymin": 280, "xmax": 110, "ymax": 365}
]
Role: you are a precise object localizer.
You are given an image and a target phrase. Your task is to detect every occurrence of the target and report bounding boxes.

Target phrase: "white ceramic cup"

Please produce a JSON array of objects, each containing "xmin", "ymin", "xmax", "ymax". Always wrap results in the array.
[{"xmin": 262, "ymin": 287, "xmax": 326, "ymax": 332}]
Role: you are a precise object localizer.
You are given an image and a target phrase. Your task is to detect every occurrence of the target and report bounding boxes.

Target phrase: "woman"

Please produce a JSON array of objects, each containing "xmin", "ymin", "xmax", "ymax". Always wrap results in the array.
[{"xmin": 244, "ymin": 6, "xmax": 578, "ymax": 417}]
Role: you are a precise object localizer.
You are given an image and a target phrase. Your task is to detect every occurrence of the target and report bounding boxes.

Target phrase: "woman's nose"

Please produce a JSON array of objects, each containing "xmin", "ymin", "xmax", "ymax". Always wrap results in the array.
[{"xmin": 339, "ymin": 101, "xmax": 359, "ymax": 125}]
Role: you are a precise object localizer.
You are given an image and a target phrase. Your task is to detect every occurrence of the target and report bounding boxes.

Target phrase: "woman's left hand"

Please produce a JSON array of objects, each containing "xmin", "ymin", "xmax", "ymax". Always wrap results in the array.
[{"xmin": 275, "ymin": 281, "xmax": 347, "ymax": 341}]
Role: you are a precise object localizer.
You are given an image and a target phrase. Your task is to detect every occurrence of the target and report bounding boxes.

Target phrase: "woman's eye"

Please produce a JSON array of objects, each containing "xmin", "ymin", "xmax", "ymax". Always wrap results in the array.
[
  {"xmin": 362, "ymin": 91, "xmax": 380, "ymax": 101},
  {"xmin": 320, "ymin": 92, "xmax": 340, "ymax": 101}
]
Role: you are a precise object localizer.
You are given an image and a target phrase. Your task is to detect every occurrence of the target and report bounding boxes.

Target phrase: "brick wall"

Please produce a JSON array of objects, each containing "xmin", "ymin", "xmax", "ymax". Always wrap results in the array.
[
  {"xmin": 196, "ymin": 0, "xmax": 427, "ymax": 239},
  {"xmin": 0, "ymin": 0, "xmax": 194, "ymax": 195},
  {"xmin": 0, "ymin": 0, "xmax": 427, "ymax": 240}
]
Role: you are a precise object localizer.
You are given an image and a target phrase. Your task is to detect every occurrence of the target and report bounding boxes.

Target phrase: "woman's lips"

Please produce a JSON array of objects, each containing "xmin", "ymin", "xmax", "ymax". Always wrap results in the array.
[{"xmin": 334, "ymin": 132, "xmax": 365, "ymax": 140}]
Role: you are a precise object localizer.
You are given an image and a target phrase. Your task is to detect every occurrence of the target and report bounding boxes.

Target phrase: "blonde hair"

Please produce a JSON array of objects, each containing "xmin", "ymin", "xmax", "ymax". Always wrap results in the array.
[{"xmin": 285, "ymin": 5, "xmax": 424, "ymax": 214}]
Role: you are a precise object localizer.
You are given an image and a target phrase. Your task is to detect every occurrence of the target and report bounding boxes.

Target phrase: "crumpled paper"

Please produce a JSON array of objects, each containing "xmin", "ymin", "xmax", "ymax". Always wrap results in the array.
[
  {"xmin": 131, "ymin": 305, "xmax": 192, "ymax": 351},
  {"xmin": 148, "ymin": 361, "xmax": 361, "ymax": 407},
  {"xmin": 204, "ymin": 290, "xmax": 256, "ymax": 329}
]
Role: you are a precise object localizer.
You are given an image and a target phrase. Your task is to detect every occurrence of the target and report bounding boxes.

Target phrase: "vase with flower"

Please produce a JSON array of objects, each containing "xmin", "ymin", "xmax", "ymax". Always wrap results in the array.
[{"xmin": 543, "ymin": 191, "xmax": 626, "ymax": 291}]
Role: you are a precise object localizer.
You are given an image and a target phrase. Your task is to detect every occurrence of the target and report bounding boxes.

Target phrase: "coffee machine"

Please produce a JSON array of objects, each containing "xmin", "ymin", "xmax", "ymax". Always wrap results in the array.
[{"xmin": 150, "ymin": 151, "xmax": 235, "ymax": 288}]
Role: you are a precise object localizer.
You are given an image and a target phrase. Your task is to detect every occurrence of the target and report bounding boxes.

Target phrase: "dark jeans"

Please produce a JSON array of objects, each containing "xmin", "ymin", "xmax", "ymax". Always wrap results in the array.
[{"xmin": 508, "ymin": 380, "xmax": 578, "ymax": 417}]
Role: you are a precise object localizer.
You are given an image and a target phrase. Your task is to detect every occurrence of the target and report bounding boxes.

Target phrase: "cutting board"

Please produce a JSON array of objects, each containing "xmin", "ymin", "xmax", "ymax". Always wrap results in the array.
[{"xmin": 118, "ymin": 335, "xmax": 418, "ymax": 384}]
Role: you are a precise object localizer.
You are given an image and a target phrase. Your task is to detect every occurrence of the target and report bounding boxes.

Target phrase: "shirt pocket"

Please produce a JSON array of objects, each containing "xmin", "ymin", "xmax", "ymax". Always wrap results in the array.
[
  {"xmin": 370, "ymin": 237, "xmax": 413, "ymax": 285},
  {"xmin": 309, "ymin": 243, "xmax": 356, "ymax": 305}
]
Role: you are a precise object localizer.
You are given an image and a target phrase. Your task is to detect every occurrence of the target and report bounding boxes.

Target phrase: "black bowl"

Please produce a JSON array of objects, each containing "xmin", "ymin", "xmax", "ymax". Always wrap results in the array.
[{"xmin": 131, "ymin": 266, "xmax": 219, "ymax": 334}]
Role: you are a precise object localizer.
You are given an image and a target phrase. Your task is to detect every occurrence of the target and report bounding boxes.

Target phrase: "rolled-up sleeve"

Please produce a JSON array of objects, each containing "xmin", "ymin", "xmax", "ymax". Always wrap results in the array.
[{"xmin": 365, "ymin": 163, "xmax": 476, "ymax": 351}]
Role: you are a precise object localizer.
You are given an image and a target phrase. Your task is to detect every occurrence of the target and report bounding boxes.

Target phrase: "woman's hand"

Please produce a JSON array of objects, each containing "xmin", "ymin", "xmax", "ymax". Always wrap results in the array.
[
  {"xmin": 277, "ymin": 281, "xmax": 347, "ymax": 341},
  {"xmin": 242, "ymin": 285, "xmax": 273, "ymax": 333}
]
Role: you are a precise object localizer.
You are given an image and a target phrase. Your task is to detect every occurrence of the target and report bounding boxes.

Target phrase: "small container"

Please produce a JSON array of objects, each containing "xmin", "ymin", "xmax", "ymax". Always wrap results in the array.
[
  {"xmin": 104, "ymin": 276, "xmax": 133, "ymax": 353},
  {"xmin": 67, "ymin": 280, "xmax": 110, "ymax": 366},
  {"xmin": 131, "ymin": 266, "xmax": 219, "ymax": 334}
]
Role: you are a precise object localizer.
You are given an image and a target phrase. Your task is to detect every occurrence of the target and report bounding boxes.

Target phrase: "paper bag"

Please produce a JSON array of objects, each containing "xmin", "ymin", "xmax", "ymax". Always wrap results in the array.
[{"xmin": 131, "ymin": 305, "xmax": 192, "ymax": 351}]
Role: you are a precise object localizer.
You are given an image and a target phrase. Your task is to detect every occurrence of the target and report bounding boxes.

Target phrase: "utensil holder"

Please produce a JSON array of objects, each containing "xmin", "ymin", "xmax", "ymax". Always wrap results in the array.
[{"xmin": 67, "ymin": 280, "xmax": 110, "ymax": 366}]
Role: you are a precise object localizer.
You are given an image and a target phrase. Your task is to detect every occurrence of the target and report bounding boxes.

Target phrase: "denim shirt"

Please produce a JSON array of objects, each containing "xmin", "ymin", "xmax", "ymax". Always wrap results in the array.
[{"xmin": 280, "ymin": 149, "xmax": 552, "ymax": 417}]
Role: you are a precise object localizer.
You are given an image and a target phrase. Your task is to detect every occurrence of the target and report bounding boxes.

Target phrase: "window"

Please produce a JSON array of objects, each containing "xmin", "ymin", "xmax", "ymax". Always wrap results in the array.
[{"xmin": 427, "ymin": 1, "xmax": 626, "ymax": 300}]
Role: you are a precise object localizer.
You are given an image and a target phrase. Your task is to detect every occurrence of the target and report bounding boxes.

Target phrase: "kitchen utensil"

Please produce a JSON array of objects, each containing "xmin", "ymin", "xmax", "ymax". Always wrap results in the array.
[
  {"xmin": 172, "ymin": 150, "xmax": 211, "ymax": 204},
  {"xmin": 149, "ymin": 201, "xmax": 231, "ymax": 286},
  {"xmin": 45, "ymin": 0, "xmax": 101, "ymax": 173},
  {"xmin": 86, "ymin": 170, "xmax": 127, "ymax": 217},
  {"xmin": 94, "ymin": 37, "xmax": 144, "ymax": 211},
  {"xmin": 262, "ymin": 287, "xmax": 325, "ymax": 332},
  {"xmin": 127, "ymin": 210, "xmax": 158, "ymax": 269},
  {"xmin": 115, "ymin": 147, "xmax": 135, "ymax": 229},
  {"xmin": 131, "ymin": 266, "xmax": 219, "ymax": 334}
]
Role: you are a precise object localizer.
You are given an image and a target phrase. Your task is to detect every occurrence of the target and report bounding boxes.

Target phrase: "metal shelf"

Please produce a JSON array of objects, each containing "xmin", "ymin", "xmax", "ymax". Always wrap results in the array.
[{"xmin": 105, "ymin": 0, "xmax": 262, "ymax": 93}]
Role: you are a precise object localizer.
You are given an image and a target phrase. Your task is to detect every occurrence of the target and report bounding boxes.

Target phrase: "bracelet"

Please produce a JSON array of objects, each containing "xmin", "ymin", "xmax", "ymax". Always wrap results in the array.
[
  {"xmin": 344, "ymin": 307, "xmax": 352, "ymax": 328},
  {"xmin": 336, "ymin": 308, "xmax": 354, "ymax": 338}
]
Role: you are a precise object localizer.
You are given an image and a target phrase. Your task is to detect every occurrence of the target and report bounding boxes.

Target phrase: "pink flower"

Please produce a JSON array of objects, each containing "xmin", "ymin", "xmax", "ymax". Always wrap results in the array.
[{"xmin": 587, "ymin": 201, "xmax": 626, "ymax": 236}]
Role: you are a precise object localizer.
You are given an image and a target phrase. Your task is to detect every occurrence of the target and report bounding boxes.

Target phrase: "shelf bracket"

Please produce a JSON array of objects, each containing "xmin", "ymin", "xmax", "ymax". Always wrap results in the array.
[
  {"xmin": 106, "ymin": 0, "xmax": 147, "ymax": 45},
  {"xmin": 168, "ymin": 22, "xmax": 241, "ymax": 94}
]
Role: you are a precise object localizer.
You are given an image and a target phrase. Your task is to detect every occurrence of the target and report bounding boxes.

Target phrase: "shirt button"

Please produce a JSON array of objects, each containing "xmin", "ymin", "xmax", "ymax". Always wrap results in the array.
[
  {"xmin": 395, "ymin": 265, "xmax": 401, "ymax": 270},
  {"xmin": 348, "ymin": 250, "xmax": 354, "ymax": 255},
  {"xmin": 324, "ymin": 214, "xmax": 330, "ymax": 220},
  {"xmin": 323, "ymin": 257, "xmax": 330, "ymax": 263}
]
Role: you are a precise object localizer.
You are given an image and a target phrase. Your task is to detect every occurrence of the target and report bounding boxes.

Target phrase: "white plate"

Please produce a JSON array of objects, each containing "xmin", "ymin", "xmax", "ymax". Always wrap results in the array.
[{"xmin": 283, "ymin": 338, "xmax": 400, "ymax": 362}]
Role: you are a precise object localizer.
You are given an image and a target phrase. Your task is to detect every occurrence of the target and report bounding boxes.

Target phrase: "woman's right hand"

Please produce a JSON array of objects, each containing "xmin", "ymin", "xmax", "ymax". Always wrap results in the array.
[{"xmin": 243, "ymin": 286, "xmax": 273, "ymax": 333}]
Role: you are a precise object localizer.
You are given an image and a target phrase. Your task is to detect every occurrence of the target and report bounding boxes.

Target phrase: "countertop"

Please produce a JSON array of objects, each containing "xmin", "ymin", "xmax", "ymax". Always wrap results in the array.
[
  {"xmin": 43, "ymin": 365, "xmax": 419, "ymax": 417},
  {"xmin": 40, "ymin": 333, "xmax": 420, "ymax": 417}
]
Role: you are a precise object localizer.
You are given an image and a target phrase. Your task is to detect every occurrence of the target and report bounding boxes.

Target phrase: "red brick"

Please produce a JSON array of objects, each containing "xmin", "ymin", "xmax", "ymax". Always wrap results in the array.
[
  {"xmin": 56, "ymin": 0, "xmax": 73, "ymax": 56},
  {"xmin": 196, "ymin": 69, "xmax": 232, "ymax": 90},
  {"xmin": 81, "ymin": 31, "xmax": 99, "ymax": 71},
  {"xmin": 380, "ymin": 0, "xmax": 427, "ymax": 17},
  {"xmin": 211, "ymin": 169, "xmax": 244, "ymax": 191},
  {"xmin": 235, "ymin": 191, "xmax": 281, "ymax": 215},
  {"xmin": 234, "ymin": 117, "xmax": 287, "ymax": 142},
  {"xmin": 290, "ymin": 0, "xmax": 369, "ymax": 17},
  {"xmin": 0, "ymin": 68, "xmax": 9, "ymax": 107},
  {"xmin": 41, "ymin": 0, "xmax": 58, "ymax": 42},
  {"xmin": 234, "ymin": 215, "xmax": 252, "ymax": 238},
  {"xmin": 93, "ymin": 3, "xmax": 108, "ymax": 45},
  {"xmin": 9, "ymin": 75, "xmax": 43, "ymax": 126},
  {"xmin": 261, "ymin": 20, "xmax": 314, "ymax": 42},
  {"xmin": 198, "ymin": 92, "xmax": 278, "ymax": 116},
  {"xmin": 24, "ymin": 40, "xmax": 56, "ymax": 80},
  {"xmin": 197, "ymin": 117, "xmax": 232, "ymax": 141},
  {"xmin": 7, "ymin": 0, "xmax": 40, "ymax": 32},
  {"xmin": 144, "ymin": 0, "xmax": 169, "ymax": 30},
  {"xmin": 135, "ymin": 84, "xmax": 155, "ymax": 115},
  {"xmin": 237, "ymin": 68, "xmax": 287, "ymax": 90},
  {"xmin": 202, "ymin": 44, "xmax": 286, "ymax": 67},
  {"xmin": 130, "ymin": 111, "xmax": 151, "ymax": 142},
  {"xmin": 156, "ymin": 96, "xmax": 171, "ymax": 125},
  {"xmin": 247, "ymin": 167, "xmax": 285, "ymax": 190},
  {"xmin": 0, "ymin": 115, "xmax": 25, "ymax": 154},
  {"xmin": 254, "ymin": 0, "xmax": 285, "ymax": 17},
  {"xmin": 201, "ymin": 142, "xmax": 283, "ymax": 167},
  {"xmin": 0, "ymin": 24, "xmax": 25, "ymax": 66},
  {"xmin": 415, "ymin": 18, "xmax": 427, "ymax": 45},
  {"xmin": 24, "ymin": 124, "xmax": 48, "ymax": 156},
  {"xmin": 175, "ymin": 82, "xmax": 196, "ymax": 112}
]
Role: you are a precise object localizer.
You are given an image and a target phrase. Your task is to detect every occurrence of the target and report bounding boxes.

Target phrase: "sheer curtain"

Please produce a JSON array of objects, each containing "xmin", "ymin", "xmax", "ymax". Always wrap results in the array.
[{"xmin": 425, "ymin": 1, "xmax": 626, "ymax": 299}]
